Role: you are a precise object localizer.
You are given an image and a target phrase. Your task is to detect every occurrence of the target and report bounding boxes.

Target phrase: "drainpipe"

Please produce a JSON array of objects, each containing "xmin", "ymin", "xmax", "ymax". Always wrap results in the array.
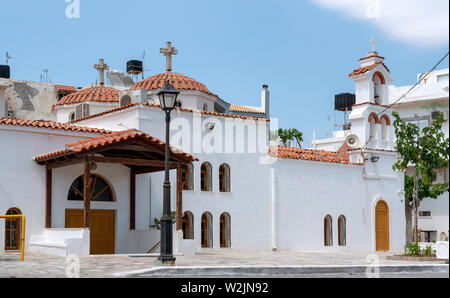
[{"xmin": 271, "ymin": 167, "xmax": 277, "ymax": 251}]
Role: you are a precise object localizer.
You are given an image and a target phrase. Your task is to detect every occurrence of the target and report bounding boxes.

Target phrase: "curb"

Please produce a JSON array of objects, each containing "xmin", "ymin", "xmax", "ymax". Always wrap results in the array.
[{"xmin": 123, "ymin": 264, "xmax": 449, "ymax": 277}]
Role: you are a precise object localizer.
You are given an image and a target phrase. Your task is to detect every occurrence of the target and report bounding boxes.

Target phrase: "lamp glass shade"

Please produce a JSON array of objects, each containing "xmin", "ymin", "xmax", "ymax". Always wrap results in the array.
[{"xmin": 157, "ymin": 81, "xmax": 180, "ymax": 111}]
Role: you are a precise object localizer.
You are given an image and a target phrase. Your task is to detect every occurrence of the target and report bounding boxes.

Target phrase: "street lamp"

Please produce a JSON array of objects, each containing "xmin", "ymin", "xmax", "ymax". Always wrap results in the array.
[{"xmin": 156, "ymin": 80, "xmax": 180, "ymax": 265}]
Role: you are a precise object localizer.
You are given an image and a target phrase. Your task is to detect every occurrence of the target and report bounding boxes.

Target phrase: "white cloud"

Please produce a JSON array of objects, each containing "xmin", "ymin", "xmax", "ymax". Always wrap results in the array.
[{"xmin": 310, "ymin": 0, "xmax": 449, "ymax": 47}]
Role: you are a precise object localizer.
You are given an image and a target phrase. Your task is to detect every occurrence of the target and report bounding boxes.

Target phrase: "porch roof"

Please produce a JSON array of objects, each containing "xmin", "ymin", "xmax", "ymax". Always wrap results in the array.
[{"xmin": 34, "ymin": 129, "xmax": 197, "ymax": 173}]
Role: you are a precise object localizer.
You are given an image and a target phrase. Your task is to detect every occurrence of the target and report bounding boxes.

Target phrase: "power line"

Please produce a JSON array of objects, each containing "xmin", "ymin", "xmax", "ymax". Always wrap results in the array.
[{"xmin": 377, "ymin": 51, "xmax": 449, "ymax": 116}]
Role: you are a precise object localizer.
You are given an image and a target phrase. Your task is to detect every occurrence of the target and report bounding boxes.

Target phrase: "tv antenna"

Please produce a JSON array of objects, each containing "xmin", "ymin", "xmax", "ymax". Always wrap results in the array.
[
  {"xmin": 39, "ymin": 69, "xmax": 54, "ymax": 84},
  {"xmin": 5, "ymin": 52, "xmax": 13, "ymax": 65}
]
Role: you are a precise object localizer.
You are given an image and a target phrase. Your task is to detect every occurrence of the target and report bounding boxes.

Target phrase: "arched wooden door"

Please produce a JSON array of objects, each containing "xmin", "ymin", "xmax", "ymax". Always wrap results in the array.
[
  {"xmin": 5, "ymin": 208, "xmax": 22, "ymax": 250},
  {"xmin": 375, "ymin": 201, "xmax": 390, "ymax": 251},
  {"xmin": 201, "ymin": 212, "xmax": 212, "ymax": 248}
]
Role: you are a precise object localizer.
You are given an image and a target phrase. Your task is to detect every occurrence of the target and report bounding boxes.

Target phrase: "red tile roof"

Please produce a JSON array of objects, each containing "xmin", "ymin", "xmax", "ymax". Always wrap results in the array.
[
  {"xmin": 34, "ymin": 129, "xmax": 197, "ymax": 164},
  {"xmin": 269, "ymin": 146, "xmax": 362, "ymax": 166},
  {"xmin": 0, "ymin": 118, "xmax": 110, "ymax": 134},
  {"xmin": 70, "ymin": 102, "xmax": 269, "ymax": 124},
  {"xmin": 55, "ymin": 85, "xmax": 77, "ymax": 92},
  {"xmin": 229, "ymin": 104, "xmax": 265, "ymax": 114},
  {"xmin": 55, "ymin": 85, "xmax": 119, "ymax": 106},
  {"xmin": 349, "ymin": 62, "xmax": 390, "ymax": 77},
  {"xmin": 132, "ymin": 72, "xmax": 218, "ymax": 98}
]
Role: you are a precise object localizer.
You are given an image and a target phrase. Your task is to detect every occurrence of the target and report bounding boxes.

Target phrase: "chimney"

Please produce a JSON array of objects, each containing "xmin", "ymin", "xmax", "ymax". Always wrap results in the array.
[{"xmin": 261, "ymin": 84, "xmax": 270, "ymax": 116}]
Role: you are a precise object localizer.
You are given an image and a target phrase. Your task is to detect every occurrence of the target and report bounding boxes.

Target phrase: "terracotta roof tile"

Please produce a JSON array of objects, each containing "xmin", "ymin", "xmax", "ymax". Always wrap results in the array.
[
  {"xmin": 269, "ymin": 146, "xmax": 362, "ymax": 166},
  {"xmin": 132, "ymin": 72, "xmax": 218, "ymax": 98},
  {"xmin": 55, "ymin": 85, "xmax": 77, "ymax": 92},
  {"xmin": 34, "ymin": 129, "xmax": 197, "ymax": 163},
  {"xmin": 349, "ymin": 62, "xmax": 390, "ymax": 77},
  {"xmin": 70, "ymin": 102, "xmax": 269, "ymax": 124},
  {"xmin": 55, "ymin": 85, "xmax": 119, "ymax": 106},
  {"xmin": 229, "ymin": 104, "xmax": 265, "ymax": 114},
  {"xmin": 0, "ymin": 118, "xmax": 110, "ymax": 134}
]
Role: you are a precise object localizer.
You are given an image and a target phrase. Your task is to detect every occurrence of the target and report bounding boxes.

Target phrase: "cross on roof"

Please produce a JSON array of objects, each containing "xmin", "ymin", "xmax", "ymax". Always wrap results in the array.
[
  {"xmin": 370, "ymin": 37, "xmax": 377, "ymax": 52},
  {"xmin": 160, "ymin": 41, "xmax": 178, "ymax": 72},
  {"xmin": 94, "ymin": 58, "xmax": 109, "ymax": 85}
]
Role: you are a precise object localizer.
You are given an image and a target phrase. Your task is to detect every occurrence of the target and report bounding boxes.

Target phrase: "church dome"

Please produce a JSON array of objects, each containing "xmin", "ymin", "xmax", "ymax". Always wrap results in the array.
[
  {"xmin": 56, "ymin": 85, "xmax": 119, "ymax": 106},
  {"xmin": 132, "ymin": 72, "xmax": 218, "ymax": 98}
]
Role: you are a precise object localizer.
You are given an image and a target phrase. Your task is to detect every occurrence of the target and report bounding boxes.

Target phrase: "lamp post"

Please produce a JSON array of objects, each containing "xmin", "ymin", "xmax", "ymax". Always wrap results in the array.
[{"xmin": 156, "ymin": 80, "xmax": 180, "ymax": 265}]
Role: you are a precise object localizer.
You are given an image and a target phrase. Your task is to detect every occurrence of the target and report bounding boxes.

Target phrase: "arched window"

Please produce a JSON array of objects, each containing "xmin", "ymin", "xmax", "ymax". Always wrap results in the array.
[
  {"xmin": 68, "ymin": 174, "xmax": 114, "ymax": 202},
  {"xmin": 120, "ymin": 95, "xmax": 132, "ymax": 107},
  {"xmin": 324, "ymin": 215, "xmax": 333, "ymax": 246},
  {"xmin": 5, "ymin": 208, "xmax": 22, "ymax": 250},
  {"xmin": 69, "ymin": 112, "xmax": 75, "ymax": 122},
  {"xmin": 201, "ymin": 162, "xmax": 212, "ymax": 192},
  {"xmin": 181, "ymin": 163, "xmax": 194, "ymax": 191},
  {"xmin": 182, "ymin": 211, "xmax": 194, "ymax": 240},
  {"xmin": 201, "ymin": 212, "xmax": 213, "ymax": 248},
  {"xmin": 338, "ymin": 215, "xmax": 346, "ymax": 246},
  {"xmin": 380, "ymin": 115, "xmax": 390, "ymax": 142},
  {"xmin": 373, "ymin": 72, "xmax": 386, "ymax": 105},
  {"xmin": 220, "ymin": 213, "xmax": 231, "ymax": 248},
  {"xmin": 440, "ymin": 232, "xmax": 447, "ymax": 241},
  {"xmin": 368, "ymin": 113, "xmax": 379, "ymax": 141},
  {"xmin": 203, "ymin": 103, "xmax": 208, "ymax": 112},
  {"xmin": 219, "ymin": 164, "xmax": 231, "ymax": 192}
]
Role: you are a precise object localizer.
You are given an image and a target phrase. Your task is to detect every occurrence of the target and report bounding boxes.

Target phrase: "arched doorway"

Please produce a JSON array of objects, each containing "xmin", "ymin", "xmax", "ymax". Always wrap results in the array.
[
  {"xmin": 65, "ymin": 174, "xmax": 116, "ymax": 255},
  {"xmin": 201, "ymin": 212, "xmax": 213, "ymax": 248},
  {"xmin": 5, "ymin": 208, "xmax": 22, "ymax": 251},
  {"xmin": 375, "ymin": 201, "xmax": 390, "ymax": 251},
  {"xmin": 220, "ymin": 213, "xmax": 231, "ymax": 248}
]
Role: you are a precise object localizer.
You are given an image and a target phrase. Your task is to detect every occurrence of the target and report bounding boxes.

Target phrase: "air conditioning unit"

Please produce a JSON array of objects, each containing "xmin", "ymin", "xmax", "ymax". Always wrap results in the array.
[
  {"xmin": 432, "ymin": 168, "xmax": 449, "ymax": 185},
  {"xmin": 430, "ymin": 110, "xmax": 449, "ymax": 122}
]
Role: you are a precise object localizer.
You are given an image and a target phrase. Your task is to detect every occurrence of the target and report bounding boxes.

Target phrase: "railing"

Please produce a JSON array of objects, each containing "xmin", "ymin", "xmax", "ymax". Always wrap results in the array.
[
  {"xmin": 146, "ymin": 241, "xmax": 161, "ymax": 254},
  {"xmin": 0, "ymin": 215, "xmax": 26, "ymax": 261}
]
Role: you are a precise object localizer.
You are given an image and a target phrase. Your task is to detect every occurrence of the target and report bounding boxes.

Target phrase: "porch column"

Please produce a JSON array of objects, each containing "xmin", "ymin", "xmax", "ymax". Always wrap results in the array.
[
  {"xmin": 45, "ymin": 167, "xmax": 52, "ymax": 229},
  {"xmin": 83, "ymin": 156, "xmax": 91, "ymax": 229},
  {"xmin": 176, "ymin": 164, "xmax": 182, "ymax": 231},
  {"xmin": 130, "ymin": 169, "xmax": 136, "ymax": 230}
]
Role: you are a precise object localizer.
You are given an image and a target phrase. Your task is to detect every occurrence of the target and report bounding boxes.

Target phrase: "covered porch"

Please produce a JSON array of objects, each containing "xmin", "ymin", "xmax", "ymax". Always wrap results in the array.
[{"xmin": 32, "ymin": 129, "xmax": 197, "ymax": 255}]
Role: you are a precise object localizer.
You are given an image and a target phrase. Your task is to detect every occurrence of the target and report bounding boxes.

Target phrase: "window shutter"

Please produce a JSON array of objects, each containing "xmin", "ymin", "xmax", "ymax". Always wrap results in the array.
[
  {"xmin": 189, "ymin": 164, "xmax": 194, "ymax": 190},
  {"xmin": 208, "ymin": 164, "xmax": 212, "ymax": 191},
  {"xmin": 225, "ymin": 165, "xmax": 230, "ymax": 192}
]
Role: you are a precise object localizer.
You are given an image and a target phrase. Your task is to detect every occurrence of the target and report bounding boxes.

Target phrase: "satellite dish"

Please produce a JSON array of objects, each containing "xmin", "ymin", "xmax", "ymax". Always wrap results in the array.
[{"xmin": 345, "ymin": 134, "xmax": 360, "ymax": 148}]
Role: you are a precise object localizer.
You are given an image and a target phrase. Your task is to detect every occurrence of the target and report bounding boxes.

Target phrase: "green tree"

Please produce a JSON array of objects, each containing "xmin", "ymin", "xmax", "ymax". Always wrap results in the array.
[
  {"xmin": 392, "ymin": 111, "xmax": 449, "ymax": 244},
  {"xmin": 277, "ymin": 128, "xmax": 304, "ymax": 148}
]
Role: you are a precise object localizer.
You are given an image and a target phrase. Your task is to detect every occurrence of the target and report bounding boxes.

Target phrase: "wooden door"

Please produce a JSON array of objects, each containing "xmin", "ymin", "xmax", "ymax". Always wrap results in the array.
[
  {"xmin": 375, "ymin": 201, "xmax": 390, "ymax": 251},
  {"xmin": 65, "ymin": 209, "xmax": 116, "ymax": 255},
  {"xmin": 5, "ymin": 208, "xmax": 22, "ymax": 250}
]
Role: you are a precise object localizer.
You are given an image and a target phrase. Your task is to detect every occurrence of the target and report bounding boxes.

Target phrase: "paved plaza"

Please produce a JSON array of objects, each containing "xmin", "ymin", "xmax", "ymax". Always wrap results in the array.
[{"xmin": 0, "ymin": 250, "xmax": 448, "ymax": 278}]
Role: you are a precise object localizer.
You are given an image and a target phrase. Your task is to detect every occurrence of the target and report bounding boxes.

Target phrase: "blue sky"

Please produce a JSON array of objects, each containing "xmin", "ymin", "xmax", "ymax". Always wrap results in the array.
[{"xmin": 1, "ymin": 0, "xmax": 448, "ymax": 146}]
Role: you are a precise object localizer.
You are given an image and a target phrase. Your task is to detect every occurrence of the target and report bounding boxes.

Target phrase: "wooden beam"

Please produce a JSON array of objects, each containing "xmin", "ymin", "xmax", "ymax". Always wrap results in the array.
[
  {"xmin": 130, "ymin": 169, "xmax": 136, "ymax": 230},
  {"xmin": 90, "ymin": 156, "xmax": 179, "ymax": 168},
  {"xmin": 45, "ymin": 156, "xmax": 84, "ymax": 169},
  {"xmin": 45, "ymin": 167, "xmax": 52, "ymax": 229},
  {"xmin": 83, "ymin": 156, "xmax": 91, "ymax": 229}
]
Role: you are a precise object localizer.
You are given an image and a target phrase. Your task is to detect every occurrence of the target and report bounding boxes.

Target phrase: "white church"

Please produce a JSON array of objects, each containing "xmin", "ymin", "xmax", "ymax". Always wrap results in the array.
[{"xmin": 0, "ymin": 40, "xmax": 446, "ymax": 256}]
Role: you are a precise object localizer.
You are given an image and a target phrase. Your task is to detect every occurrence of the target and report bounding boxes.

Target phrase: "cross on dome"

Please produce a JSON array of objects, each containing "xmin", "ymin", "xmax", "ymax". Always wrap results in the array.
[
  {"xmin": 94, "ymin": 58, "xmax": 109, "ymax": 85},
  {"xmin": 160, "ymin": 41, "xmax": 178, "ymax": 72}
]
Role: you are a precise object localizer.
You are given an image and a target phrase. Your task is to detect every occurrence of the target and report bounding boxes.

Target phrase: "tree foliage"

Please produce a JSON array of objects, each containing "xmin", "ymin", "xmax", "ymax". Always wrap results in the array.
[
  {"xmin": 277, "ymin": 128, "xmax": 304, "ymax": 148},
  {"xmin": 392, "ymin": 111, "xmax": 449, "ymax": 203}
]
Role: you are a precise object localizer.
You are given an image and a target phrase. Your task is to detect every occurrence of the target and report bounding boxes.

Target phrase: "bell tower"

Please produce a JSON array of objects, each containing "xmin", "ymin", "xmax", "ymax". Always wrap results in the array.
[{"xmin": 348, "ymin": 38, "xmax": 395, "ymax": 158}]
